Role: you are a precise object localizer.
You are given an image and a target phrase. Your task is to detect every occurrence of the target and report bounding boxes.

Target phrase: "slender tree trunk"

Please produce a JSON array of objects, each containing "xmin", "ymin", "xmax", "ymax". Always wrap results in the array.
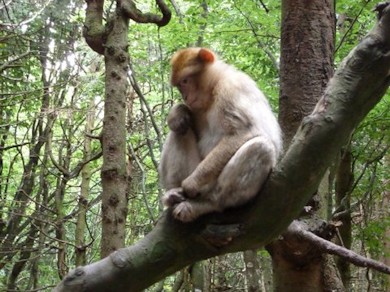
[
  {"xmin": 100, "ymin": 9, "xmax": 129, "ymax": 257},
  {"xmin": 335, "ymin": 146, "xmax": 353, "ymax": 289},
  {"xmin": 55, "ymin": 178, "xmax": 69, "ymax": 279},
  {"xmin": 30, "ymin": 147, "xmax": 51, "ymax": 290},
  {"xmin": 83, "ymin": 0, "xmax": 170, "ymax": 260},
  {"xmin": 172, "ymin": 270, "xmax": 184, "ymax": 292},
  {"xmin": 190, "ymin": 261, "xmax": 205, "ymax": 291},
  {"xmin": 243, "ymin": 250, "xmax": 263, "ymax": 292},
  {"xmin": 54, "ymin": 109, "xmax": 73, "ymax": 279},
  {"xmin": 7, "ymin": 214, "xmax": 39, "ymax": 290},
  {"xmin": 195, "ymin": 0, "xmax": 208, "ymax": 47},
  {"xmin": 382, "ymin": 183, "xmax": 390, "ymax": 290},
  {"xmin": 75, "ymin": 98, "xmax": 96, "ymax": 266}
]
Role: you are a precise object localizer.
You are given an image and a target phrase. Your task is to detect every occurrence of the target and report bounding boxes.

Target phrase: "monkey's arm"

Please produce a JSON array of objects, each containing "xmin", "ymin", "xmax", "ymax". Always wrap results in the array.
[
  {"xmin": 182, "ymin": 99, "xmax": 261, "ymax": 197},
  {"xmin": 182, "ymin": 132, "xmax": 256, "ymax": 197},
  {"xmin": 167, "ymin": 103, "xmax": 193, "ymax": 134}
]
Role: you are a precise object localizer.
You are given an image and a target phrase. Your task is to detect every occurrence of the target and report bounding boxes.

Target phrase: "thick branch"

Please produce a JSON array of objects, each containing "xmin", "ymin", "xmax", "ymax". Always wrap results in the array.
[
  {"xmin": 122, "ymin": 0, "xmax": 171, "ymax": 27},
  {"xmin": 287, "ymin": 221, "xmax": 390, "ymax": 274},
  {"xmin": 83, "ymin": 0, "xmax": 105, "ymax": 55},
  {"xmin": 55, "ymin": 3, "xmax": 390, "ymax": 291}
]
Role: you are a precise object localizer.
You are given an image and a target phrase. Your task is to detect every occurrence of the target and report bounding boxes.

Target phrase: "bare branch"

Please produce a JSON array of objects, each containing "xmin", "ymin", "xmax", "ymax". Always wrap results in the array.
[
  {"xmin": 68, "ymin": 150, "xmax": 102, "ymax": 179},
  {"xmin": 48, "ymin": 132, "xmax": 102, "ymax": 179},
  {"xmin": 0, "ymin": 142, "xmax": 30, "ymax": 151},
  {"xmin": 258, "ymin": 0, "xmax": 269, "ymax": 13},
  {"xmin": 287, "ymin": 221, "xmax": 390, "ymax": 275},
  {"xmin": 169, "ymin": 0, "xmax": 184, "ymax": 22},
  {"xmin": 121, "ymin": 0, "xmax": 171, "ymax": 27}
]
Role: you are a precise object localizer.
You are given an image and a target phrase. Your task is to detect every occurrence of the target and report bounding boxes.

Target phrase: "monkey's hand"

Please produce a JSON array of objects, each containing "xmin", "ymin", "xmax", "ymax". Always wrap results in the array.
[
  {"xmin": 167, "ymin": 104, "xmax": 193, "ymax": 135},
  {"xmin": 162, "ymin": 187, "xmax": 186, "ymax": 207}
]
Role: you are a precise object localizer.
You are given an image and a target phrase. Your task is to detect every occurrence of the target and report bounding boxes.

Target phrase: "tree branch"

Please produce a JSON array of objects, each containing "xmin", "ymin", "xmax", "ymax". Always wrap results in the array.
[
  {"xmin": 83, "ymin": 0, "xmax": 106, "ymax": 55},
  {"xmin": 55, "ymin": 3, "xmax": 390, "ymax": 291},
  {"xmin": 0, "ymin": 142, "xmax": 30, "ymax": 151},
  {"xmin": 121, "ymin": 0, "xmax": 171, "ymax": 27},
  {"xmin": 287, "ymin": 221, "xmax": 390, "ymax": 274}
]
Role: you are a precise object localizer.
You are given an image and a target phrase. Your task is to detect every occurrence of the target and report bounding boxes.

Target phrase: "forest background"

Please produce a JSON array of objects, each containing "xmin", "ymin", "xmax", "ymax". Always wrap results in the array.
[{"xmin": 0, "ymin": 0, "xmax": 389, "ymax": 291}]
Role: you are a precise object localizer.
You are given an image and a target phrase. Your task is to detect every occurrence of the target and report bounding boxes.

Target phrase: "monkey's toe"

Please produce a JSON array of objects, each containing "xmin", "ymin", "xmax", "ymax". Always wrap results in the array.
[{"xmin": 172, "ymin": 201, "xmax": 196, "ymax": 222}]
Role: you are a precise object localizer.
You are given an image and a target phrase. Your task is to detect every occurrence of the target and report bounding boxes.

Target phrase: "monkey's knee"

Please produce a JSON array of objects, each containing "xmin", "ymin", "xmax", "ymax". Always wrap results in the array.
[
  {"xmin": 222, "ymin": 136, "xmax": 276, "ymax": 177},
  {"xmin": 215, "ymin": 136, "xmax": 276, "ymax": 206}
]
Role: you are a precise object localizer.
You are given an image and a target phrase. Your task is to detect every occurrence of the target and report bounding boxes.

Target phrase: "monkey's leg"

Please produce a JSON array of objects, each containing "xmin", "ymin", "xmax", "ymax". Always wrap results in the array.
[
  {"xmin": 215, "ymin": 136, "xmax": 276, "ymax": 208},
  {"xmin": 159, "ymin": 129, "xmax": 201, "ymax": 207},
  {"xmin": 172, "ymin": 136, "xmax": 276, "ymax": 221}
]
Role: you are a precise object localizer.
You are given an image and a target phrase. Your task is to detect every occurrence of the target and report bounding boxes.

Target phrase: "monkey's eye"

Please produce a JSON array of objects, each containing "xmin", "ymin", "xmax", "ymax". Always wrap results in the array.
[{"xmin": 180, "ymin": 78, "xmax": 188, "ymax": 86}]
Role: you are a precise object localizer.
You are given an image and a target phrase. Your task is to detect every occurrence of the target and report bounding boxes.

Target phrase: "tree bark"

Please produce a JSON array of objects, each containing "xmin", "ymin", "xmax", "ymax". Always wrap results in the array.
[
  {"xmin": 243, "ymin": 250, "xmax": 263, "ymax": 292},
  {"xmin": 269, "ymin": 0, "xmax": 337, "ymax": 291},
  {"xmin": 279, "ymin": 0, "xmax": 335, "ymax": 146},
  {"xmin": 100, "ymin": 10, "xmax": 130, "ymax": 257},
  {"xmin": 83, "ymin": 0, "xmax": 171, "ymax": 259},
  {"xmin": 75, "ymin": 98, "xmax": 96, "ymax": 266},
  {"xmin": 55, "ymin": 3, "xmax": 390, "ymax": 291},
  {"xmin": 334, "ymin": 146, "xmax": 353, "ymax": 289}
]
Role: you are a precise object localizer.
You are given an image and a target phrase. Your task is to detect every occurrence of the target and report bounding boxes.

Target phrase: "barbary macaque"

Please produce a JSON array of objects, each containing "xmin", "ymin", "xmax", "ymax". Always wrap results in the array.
[{"xmin": 159, "ymin": 47, "xmax": 282, "ymax": 222}]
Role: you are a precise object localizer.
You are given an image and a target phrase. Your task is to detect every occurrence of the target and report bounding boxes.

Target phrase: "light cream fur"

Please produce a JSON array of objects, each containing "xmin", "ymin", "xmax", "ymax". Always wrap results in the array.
[{"xmin": 159, "ymin": 48, "xmax": 282, "ymax": 222}]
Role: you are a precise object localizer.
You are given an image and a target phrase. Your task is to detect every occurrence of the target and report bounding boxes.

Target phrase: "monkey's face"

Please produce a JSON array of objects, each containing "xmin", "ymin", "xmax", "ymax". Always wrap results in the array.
[
  {"xmin": 176, "ymin": 75, "xmax": 203, "ymax": 110},
  {"xmin": 170, "ymin": 48, "xmax": 217, "ymax": 111}
]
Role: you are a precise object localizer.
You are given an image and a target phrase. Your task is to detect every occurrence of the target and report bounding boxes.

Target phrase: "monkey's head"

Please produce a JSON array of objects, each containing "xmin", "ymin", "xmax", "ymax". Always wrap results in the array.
[{"xmin": 170, "ymin": 48, "xmax": 216, "ymax": 110}]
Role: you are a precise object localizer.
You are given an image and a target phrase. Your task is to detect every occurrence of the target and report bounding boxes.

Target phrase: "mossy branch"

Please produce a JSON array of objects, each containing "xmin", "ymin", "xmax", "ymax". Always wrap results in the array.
[
  {"xmin": 83, "ymin": 0, "xmax": 106, "ymax": 55},
  {"xmin": 121, "ymin": 0, "xmax": 171, "ymax": 27}
]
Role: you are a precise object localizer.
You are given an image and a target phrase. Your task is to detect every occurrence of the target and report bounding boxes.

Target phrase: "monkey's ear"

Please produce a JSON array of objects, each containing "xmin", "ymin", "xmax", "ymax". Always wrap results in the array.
[{"xmin": 198, "ymin": 48, "xmax": 215, "ymax": 63}]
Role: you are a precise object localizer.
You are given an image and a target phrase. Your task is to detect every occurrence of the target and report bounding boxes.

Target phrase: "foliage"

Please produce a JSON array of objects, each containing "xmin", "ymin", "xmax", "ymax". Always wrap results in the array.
[{"xmin": 0, "ymin": 0, "xmax": 388, "ymax": 291}]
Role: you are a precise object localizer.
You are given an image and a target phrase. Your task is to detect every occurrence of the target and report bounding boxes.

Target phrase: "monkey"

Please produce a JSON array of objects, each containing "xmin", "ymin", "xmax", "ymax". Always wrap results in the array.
[{"xmin": 159, "ymin": 47, "xmax": 282, "ymax": 222}]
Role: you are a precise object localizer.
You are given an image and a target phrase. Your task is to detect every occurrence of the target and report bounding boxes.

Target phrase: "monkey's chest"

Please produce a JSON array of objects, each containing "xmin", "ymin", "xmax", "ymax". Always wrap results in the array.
[{"xmin": 197, "ymin": 127, "xmax": 223, "ymax": 159}]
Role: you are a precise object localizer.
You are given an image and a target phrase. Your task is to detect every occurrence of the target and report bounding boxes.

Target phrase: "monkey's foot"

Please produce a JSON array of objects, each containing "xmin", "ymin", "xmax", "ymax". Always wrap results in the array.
[
  {"xmin": 162, "ymin": 187, "xmax": 185, "ymax": 207},
  {"xmin": 172, "ymin": 201, "xmax": 197, "ymax": 222}
]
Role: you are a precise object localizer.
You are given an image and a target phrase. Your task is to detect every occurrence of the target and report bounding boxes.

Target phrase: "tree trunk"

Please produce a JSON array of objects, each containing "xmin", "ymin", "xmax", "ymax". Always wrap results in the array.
[
  {"xmin": 269, "ymin": 0, "xmax": 340, "ymax": 291},
  {"xmin": 334, "ymin": 146, "xmax": 353, "ymax": 289},
  {"xmin": 7, "ymin": 212, "xmax": 39, "ymax": 290},
  {"xmin": 243, "ymin": 250, "xmax": 263, "ymax": 292},
  {"xmin": 382, "ymin": 184, "xmax": 390, "ymax": 290},
  {"xmin": 279, "ymin": 0, "xmax": 335, "ymax": 146},
  {"xmin": 190, "ymin": 261, "xmax": 205, "ymax": 291},
  {"xmin": 75, "ymin": 98, "xmax": 96, "ymax": 266},
  {"xmin": 83, "ymin": 0, "xmax": 170, "ymax": 261},
  {"xmin": 100, "ymin": 9, "xmax": 129, "ymax": 258}
]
